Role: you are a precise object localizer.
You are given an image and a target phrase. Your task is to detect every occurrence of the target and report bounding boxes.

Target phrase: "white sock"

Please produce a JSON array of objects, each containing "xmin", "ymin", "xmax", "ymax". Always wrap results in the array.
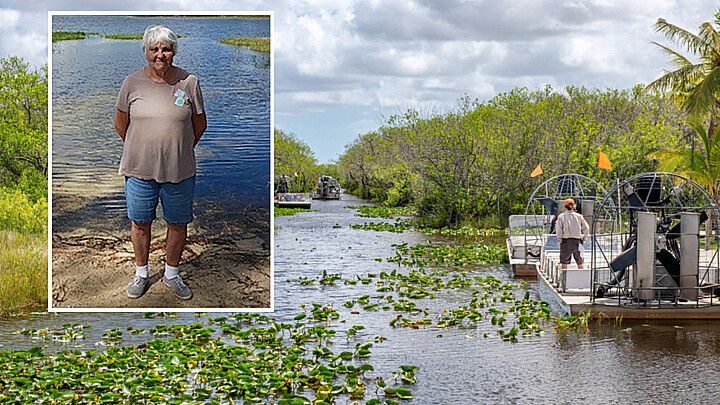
[
  {"xmin": 135, "ymin": 265, "xmax": 149, "ymax": 279},
  {"xmin": 164, "ymin": 263, "xmax": 179, "ymax": 280}
]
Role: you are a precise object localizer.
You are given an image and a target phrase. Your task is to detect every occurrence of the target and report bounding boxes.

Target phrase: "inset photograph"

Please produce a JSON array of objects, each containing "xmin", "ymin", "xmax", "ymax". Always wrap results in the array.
[{"xmin": 50, "ymin": 13, "xmax": 271, "ymax": 310}]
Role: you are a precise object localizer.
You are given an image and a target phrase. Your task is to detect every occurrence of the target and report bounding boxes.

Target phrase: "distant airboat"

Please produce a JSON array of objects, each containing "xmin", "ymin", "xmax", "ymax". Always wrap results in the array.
[
  {"xmin": 313, "ymin": 176, "xmax": 342, "ymax": 200},
  {"xmin": 274, "ymin": 174, "xmax": 312, "ymax": 209}
]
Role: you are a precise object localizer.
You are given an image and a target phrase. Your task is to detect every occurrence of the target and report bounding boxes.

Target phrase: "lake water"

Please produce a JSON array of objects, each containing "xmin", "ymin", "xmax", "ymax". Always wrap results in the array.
[
  {"xmin": 10, "ymin": 193, "xmax": 720, "ymax": 403},
  {"xmin": 51, "ymin": 15, "xmax": 270, "ymax": 232}
]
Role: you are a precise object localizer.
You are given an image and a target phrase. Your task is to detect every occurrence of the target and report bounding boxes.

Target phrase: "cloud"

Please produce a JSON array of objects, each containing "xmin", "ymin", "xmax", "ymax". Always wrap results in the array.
[
  {"xmin": 0, "ymin": 8, "xmax": 47, "ymax": 66},
  {"xmin": 2, "ymin": 0, "xmax": 719, "ymax": 160}
]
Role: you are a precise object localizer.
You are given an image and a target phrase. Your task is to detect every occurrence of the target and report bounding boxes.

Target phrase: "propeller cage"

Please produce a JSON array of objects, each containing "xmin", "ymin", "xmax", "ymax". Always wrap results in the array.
[{"xmin": 591, "ymin": 173, "xmax": 720, "ymax": 303}]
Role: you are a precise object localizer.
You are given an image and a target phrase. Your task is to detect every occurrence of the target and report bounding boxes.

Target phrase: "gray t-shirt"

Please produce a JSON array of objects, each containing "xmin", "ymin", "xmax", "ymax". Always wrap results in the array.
[{"xmin": 116, "ymin": 67, "xmax": 205, "ymax": 183}]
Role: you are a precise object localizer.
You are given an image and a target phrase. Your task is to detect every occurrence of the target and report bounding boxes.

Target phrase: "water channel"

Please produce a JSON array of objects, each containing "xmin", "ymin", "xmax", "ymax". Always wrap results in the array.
[{"xmin": 8, "ymin": 193, "xmax": 720, "ymax": 403}]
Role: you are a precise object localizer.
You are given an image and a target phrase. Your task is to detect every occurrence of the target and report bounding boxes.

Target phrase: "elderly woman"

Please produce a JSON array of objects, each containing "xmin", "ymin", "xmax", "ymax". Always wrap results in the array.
[{"xmin": 114, "ymin": 25, "xmax": 207, "ymax": 300}]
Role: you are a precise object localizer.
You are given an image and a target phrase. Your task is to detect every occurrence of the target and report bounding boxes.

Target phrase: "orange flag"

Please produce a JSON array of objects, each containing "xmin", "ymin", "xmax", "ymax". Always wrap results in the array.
[
  {"xmin": 597, "ymin": 150, "xmax": 612, "ymax": 170},
  {"xmin": 530, "ymin": 164, "xmax": 543, "ymax": 177}
]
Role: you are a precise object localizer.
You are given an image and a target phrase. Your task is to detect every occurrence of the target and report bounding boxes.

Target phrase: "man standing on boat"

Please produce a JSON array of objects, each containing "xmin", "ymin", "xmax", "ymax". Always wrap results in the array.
[{"xmin": 556, "ymin": 198, "xmax": 589, "ymax": 269}]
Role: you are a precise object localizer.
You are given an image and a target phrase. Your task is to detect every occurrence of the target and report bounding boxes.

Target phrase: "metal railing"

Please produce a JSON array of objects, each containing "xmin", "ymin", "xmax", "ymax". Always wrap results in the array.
[{"xmin": 590, "ymin": 283, "xmax": 720, "ymax": 309}]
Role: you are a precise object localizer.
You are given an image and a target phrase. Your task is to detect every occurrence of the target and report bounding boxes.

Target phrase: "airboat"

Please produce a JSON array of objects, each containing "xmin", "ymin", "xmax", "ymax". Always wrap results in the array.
[
  {"xmin": 508, "ymin": 172, "xmax": 720, "ymax": 319},
  {"xmin": 274, "ymin": 174, "xmax": 312, "ymax": 209},
  {"xmin": 313, "ymin": 176, "xmax": 342, "ymax": 200},
  {"xmin": 508, "ymin": 174, "xmax": 606, "ymax": 276}
]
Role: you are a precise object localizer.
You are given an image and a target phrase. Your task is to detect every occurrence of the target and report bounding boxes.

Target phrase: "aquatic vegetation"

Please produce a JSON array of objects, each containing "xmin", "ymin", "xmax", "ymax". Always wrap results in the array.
[
  {"xmin": 275, "ymin": 207, "xmax": 315, "ymax": 216},
  {"xmin": 103, "ymin": 33, "xmax": 143, "ymax": 40},
  {"xmin": 417, "ymin": 225, "xmax": 506, "ymax": 238},
  {"xmin": 553, "ymin": 311, "xmax": 592, "ymax": 331},
  {"xmin": 4, "ymin": 313, "xmax": 420, "ymax": 404},
  {"xmin": 389, "ymin": 241, "xmax": 508, "ymax": 266},
  {"xmin": 288, "ymin": 270, "xmax": 342, "ymax": 285},
  {"xmin": 15, "ymin": 323, "xmax": 89, "ymax": 342},
  {"xmin": 347, "ymin": 205, "xmax": 415, "ymax": 219},
  {"xmin": 54, "ymin": 32, "xmax": 185, "ymax": 41},
  {"xmin": 349, "ymin": 267, "xmax": 550, "ymax": 341},
  {"xmin": 142, "ymin": 312, "xmax": 178, "ymax": 319},
  {"xmin": 350, "ymin": 220, "xmax": 412, "ymax": 233},
  {"xmin": 347, "ymin": 208, "xmax": 509, "ymax": 244},
  {"xmin": 96, "ymin": 328, "xmax": 123, "ymax": 346},
  {"xmin": 220, "ymin": 37, "xmax": 271, "ymax": 53},
  {"xmin": 52, "ymin": 31, "xmax": 87, "ymax": 41}
]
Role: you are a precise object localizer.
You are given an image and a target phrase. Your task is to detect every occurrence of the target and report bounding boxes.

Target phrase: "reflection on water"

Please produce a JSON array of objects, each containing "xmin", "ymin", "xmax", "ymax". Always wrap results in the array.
[{"xmin": 51, "ymin": 15, "xmax": 270, "ymax": 231}]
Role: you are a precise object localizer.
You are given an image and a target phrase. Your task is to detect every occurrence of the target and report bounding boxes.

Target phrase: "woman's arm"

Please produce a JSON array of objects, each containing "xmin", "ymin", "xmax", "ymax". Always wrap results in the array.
[
  {"xmin": 192, "ymin": 112, "xmax": 207, "ymax": 147},
  {"xmin": 114, "ymin": 109, "xmax": 130, "ymax": 141}
]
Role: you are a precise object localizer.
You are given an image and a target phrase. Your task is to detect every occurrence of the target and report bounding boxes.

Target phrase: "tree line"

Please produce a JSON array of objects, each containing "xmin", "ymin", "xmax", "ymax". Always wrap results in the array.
[
  {"xmin": 0, "ymin": 56, "xmax": 47, "ymax": 202},
  {"xmin": 274, "ymin": 128, "xmax": 339, "ymax": 193},
  {"xmin": 336, "ymin": 86, "xmax": 682, "ymax": 228},
  {"xmin": 0, "ymin": 56, "xmax": 48, "ymax": 234}
]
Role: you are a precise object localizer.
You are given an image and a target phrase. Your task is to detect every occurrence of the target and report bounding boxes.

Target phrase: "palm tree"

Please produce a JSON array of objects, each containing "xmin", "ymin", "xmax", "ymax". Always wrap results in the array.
[
  {"xmin": 643, "ymin": 10, "xmax": 720, "ymax": 137},
  {"xmin": 649, "ymin": 121, "xmax": 720, "ymax": 198},
  {"xmin": 648, "ymin": 121, "xmax": 720, "ymax": 241}
]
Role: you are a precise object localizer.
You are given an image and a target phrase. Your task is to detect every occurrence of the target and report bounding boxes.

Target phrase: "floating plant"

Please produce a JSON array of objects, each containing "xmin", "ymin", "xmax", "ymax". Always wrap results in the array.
[{"xmin": 346, "ymin": 206, "xmax": 415, "ymax": 219}]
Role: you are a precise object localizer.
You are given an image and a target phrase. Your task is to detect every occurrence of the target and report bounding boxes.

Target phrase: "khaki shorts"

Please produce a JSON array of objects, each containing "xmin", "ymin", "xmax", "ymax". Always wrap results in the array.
[{"xmin": 560, "ymin": 238, "xmax": 583, "ymax": 265}]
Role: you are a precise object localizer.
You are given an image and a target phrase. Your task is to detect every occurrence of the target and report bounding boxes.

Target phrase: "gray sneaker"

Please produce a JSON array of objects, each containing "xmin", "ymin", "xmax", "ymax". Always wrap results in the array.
[
  {"xmin": 163, "ymin": 276, "xmax": 193, "ymax": 300},
  {"xmin": 126, "ymin": 276, "xmax": 149, "ymax": 299}
]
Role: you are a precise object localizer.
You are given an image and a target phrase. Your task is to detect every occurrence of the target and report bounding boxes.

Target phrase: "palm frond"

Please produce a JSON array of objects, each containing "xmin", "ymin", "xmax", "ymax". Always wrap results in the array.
[
  {"xmin": 655, "ymin": 18, "xmax": 712, "ymax": 57},
  {"xmin": 652, "ymin": 41, "xmax": 694, "ymax": 68},
  {"xmin": 644, "ymin": 64, "xmax": 705, "ymax": 94},
  {"xmin": 684, "ymin": 66, "xmax": 720, "ymax": 117},
  {"xmin": 647, "ymin": 120, "xmax": 720, "ymax": 191},
  {"xmin": 698, "ymin": 21, "xmax": 720, "ymax": 57}
]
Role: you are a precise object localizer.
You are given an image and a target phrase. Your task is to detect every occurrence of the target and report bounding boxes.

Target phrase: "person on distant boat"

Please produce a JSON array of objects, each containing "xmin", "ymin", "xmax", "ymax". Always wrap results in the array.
[
  {"xmin": 277, "ymin": 174, "xmax": 289, "ymax": 193},
  {"xmin": 556, "ymin": 198, "xmax": 589, "ymax": 269},
  {"xmin": 114, "ymin": 25, "xmax": 206, "ymax": 301}
]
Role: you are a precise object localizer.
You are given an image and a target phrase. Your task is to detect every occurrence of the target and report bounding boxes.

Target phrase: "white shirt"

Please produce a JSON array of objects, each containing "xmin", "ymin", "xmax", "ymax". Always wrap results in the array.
[{"xmin": 556, "ymin": 210, "xmax": 589, "ymax": 243}]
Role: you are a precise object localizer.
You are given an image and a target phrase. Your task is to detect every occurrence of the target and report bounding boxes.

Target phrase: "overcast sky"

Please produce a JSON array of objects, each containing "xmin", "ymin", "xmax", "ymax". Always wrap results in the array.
[{"xmin": 3, "ymin": 0, "xmax": 719, "ymax": 162}]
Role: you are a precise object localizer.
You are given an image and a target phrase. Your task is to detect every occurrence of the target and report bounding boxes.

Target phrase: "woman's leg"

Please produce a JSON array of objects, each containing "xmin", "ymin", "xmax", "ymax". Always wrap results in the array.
[
  {"xmin": 159, "ymin": 176, "xmax": 195, "ymax": 299},
  {"xmin": 131, "ymin": 221, "xmax": 152, "ymax": 266},
  {"xmin": 165, "ymin": 223, "xmax": 187, "ymax": 267},
  {"xmin": 125, "ymin": 177, "xmax": 160, "ymax": 298}
]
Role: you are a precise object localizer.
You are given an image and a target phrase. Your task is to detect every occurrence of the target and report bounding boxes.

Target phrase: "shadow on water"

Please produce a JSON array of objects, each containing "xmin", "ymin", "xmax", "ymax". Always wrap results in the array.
[{"xmin": 53, "ymin": 194, "xmax": 129, "ymax": 234}]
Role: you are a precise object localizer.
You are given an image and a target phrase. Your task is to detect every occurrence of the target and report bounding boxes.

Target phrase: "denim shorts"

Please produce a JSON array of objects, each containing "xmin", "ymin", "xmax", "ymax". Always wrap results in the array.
[{"xmin": 125, "ymin": 176, "xmax": 195, "ymax": 225}]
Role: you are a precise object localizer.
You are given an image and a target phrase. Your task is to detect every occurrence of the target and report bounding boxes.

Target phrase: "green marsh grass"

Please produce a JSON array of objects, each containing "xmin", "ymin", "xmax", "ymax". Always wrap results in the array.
[
  {"xmin": 0, "ymin": 189, "xmax": 48, "ymax": 312},
  {"xmin": 52, "ymin": 31, "xmax": 86, "ymax": 42},
  {"xmin": 0, "ymin": 230, "xmax": 47, "ymax": 312},
  {"xmin": 103, "ymin": 33, "xmax": 143, "ymax": 40},
  {"xmin": 220, "ymin": 37, "xmax": 271, "ymax": 53}
]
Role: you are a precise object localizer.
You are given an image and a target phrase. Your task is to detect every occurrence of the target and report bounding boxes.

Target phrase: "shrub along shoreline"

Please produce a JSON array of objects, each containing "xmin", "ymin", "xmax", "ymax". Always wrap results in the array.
[{"xmin": 336, "ymin": 86, "xmax": 681, "ymax": 228}]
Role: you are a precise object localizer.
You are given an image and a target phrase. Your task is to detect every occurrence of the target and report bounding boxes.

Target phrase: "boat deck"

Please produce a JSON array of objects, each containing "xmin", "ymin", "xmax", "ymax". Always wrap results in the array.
[
  {"xmin": 537, "ymin": 271, "xmax": 720, "ymax": 319},
  {"xmin": 534, "ymin": 236, "xmax": 720, "ymax": 319}
]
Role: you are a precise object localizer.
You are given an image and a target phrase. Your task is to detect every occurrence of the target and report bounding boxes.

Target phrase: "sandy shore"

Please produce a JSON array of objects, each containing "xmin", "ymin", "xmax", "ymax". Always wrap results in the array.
[{"xmin": 51, "ymin": 194, "xmax": 271, "ymax": 309}]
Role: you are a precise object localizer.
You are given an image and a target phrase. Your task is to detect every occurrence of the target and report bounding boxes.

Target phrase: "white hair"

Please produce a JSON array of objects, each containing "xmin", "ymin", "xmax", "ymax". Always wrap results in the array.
[{"xmin": 142, "ymin": 25, "xmax": 178, "ymax": 54}]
